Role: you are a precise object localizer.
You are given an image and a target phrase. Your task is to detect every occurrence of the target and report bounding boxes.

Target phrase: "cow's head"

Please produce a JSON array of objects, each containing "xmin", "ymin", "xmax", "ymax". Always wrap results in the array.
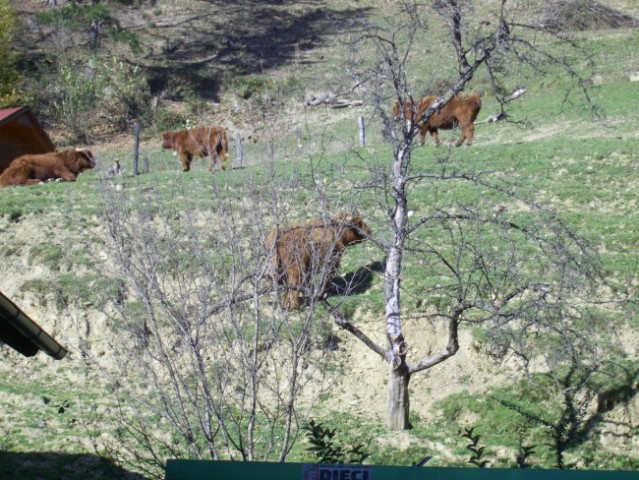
[
  {"xmin": 75, "ymin": 148, "xmax": 96, "ymax": 171},
  {"xmin": 336, "ymin": 213, "xmax": 372, "ymax": 246},
  {"xmin": 161, "ymin": 132, "xmax": 176, "ymax": 149}
]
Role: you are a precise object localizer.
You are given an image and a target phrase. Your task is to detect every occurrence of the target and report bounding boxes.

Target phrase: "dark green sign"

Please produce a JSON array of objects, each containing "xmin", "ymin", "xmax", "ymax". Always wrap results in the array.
[{"xmin": 165, "ymin": 460, "xmax": 639, "ymax": 480}]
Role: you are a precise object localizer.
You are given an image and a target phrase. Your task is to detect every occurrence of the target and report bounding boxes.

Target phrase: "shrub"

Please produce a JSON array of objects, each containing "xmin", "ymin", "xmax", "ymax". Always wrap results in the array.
[
  {"xmin": 51, "ymin": 60, "xmax": 97, "ymax": 141},
  {"xmin": 303, "ymin": 420, "xmax": 370, "ymax": 464},
  {"xmin": 0, "ymin": 0, "xmax": 20, "ymax": 107},
  {"xmin": 153, "ymin": 107, "xmax": 189, "ymax": 132},
  {"xmin": 95, "ymin": 56, "xmax": 152, "ymax": 131}
]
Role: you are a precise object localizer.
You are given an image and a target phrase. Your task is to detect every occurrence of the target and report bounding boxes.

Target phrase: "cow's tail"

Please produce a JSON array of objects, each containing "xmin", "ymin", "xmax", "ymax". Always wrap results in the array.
[
  {"xmin": 468, "ymin": 94, "xmax": 482, "ymax": 112},
  {"xmin": 215, "ymin": 127, "xmax": 230, "ymax": 169}
]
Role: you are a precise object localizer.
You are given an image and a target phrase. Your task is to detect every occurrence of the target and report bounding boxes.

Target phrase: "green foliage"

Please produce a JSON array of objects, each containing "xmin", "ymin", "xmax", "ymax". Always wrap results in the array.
[
  {"xmin": 27, "ymin": 243, "xmax": 65, "ymax": 271},
  {"xmin": 461, "ymin": 427, "xmax": 489, "ymax": 468},
  {"xmin": 161, "ymin": 76, "xmax": 202, "ymax": 103},
  {"xmin": 51, "ymin": 60, "xmax": 98, "ymax": 141},
  {"xmin": 48, "ymin": 53, "xmax": 151, "ymax": 139},
  {"xmin": 37, "ymin": 2, "xmax": 110, "ymax": 28},
  {"xmin": 95, "ymin": 56, "xmax": 151, "ymax": 128},
  {"xmin": 516, "ymin": 442, "xmax": 536, "ymax": 469},
  {"xmin": 0, "ymin": 0, "xmax": 19, "ymax": 107},
  {"xmin": 304, "ymin": 419, "xmax": 370, "ymax": 464},
  {"xmin": 153, "ymin": 107, "xmax": 189, "ymax": 132},
  {"xmin": 19, "ymin": 278, "xmax": 53, "ymax": 308},
  {"xmin": 225, "ymin": 73, "xmax": 273, "ymax": 100},
  {"xmin": 19, "ymin": 273, "xmax": 101, "ymax": 311},
  {"xmin": 106, "ymin": 27, "xmax": 141, "ymax": 53}
]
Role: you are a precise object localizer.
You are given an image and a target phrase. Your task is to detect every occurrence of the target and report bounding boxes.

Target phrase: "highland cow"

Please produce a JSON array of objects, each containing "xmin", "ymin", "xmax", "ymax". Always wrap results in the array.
[
  {"xmin": 161, "ymin": 126, "xmax": 229, "ymax": 172},
  {"xmin": 393, "ymin": 93, "xmax": 482, "ymax": 146},
  {"xmin": 264, "ymin": 214, "xmax": 372, "ymax": 310},
  {"xmin": 0, "ymin": 148, "xmax": 96, "ymax": 187}
]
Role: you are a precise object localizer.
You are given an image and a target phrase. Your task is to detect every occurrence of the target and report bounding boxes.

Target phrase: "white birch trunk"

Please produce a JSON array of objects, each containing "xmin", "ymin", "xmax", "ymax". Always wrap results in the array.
[{"xmin": 385, "ymin": 144, "xmax": 411, "ymax": 430}]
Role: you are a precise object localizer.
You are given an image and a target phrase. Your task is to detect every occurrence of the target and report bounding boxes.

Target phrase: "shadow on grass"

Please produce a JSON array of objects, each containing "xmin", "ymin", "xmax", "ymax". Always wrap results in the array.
[
  {"xmin": 145, "ymin": 1, "xmax": 374, "ymax": 101},
  {"xmin": 0, "ymin": 451, "xmax": 145, "ymax": 480},
  {"xmin": 325, "ymin": 260, "xmax": 384, "ymax": 298}
]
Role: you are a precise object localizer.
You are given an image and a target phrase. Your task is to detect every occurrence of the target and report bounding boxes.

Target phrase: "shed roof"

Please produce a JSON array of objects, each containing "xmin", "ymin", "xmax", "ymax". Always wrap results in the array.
[
  {"xmin": 0, "ymin": 106, "xmax": 55, "ymax": 173},
  {"xmin": 0, "ymin": 291, "xmax": 68, "ymax": 360},
  {"xmin": 0, "ymin": 107, "xmax": 24, "ymax": 122}
]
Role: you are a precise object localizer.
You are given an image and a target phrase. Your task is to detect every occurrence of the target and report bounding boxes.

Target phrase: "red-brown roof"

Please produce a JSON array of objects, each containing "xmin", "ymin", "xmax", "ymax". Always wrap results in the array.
[
  {"xmin": 0, "ymin": 107, "xmax": 24, "ymax": 122},
  {"xmin": 0, "ymin": 106, "xmax": 55, "ymax": 172}
]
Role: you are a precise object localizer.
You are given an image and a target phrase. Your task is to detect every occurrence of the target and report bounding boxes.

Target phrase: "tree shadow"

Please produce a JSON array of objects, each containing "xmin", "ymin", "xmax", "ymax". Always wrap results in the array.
[
  {"xmin": 143, "ymin": 1, "xmax": 374, "ymax": 101},
  {"xmin": 0, "ymin": 451, "xmax": 145, "ymax": 480},
  {"xmin": 325, "ymin": 260, "xmax": 384, "ymax": 298},
  {"xmin": 577, "ymin": 364, "xmax": 639, "ymax": 447},
  {"xmin": 491, "ymin": 363, "xmax": 639, "ymax": 467}
]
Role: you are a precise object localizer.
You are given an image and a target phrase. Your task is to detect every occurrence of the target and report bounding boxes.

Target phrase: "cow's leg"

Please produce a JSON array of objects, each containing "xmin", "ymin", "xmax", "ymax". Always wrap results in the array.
[
  {"xmin": 21, "ymin": 178, "xmax": 44, "ymax": 186},
  {"xmin": 180, "ymin": 152, "xmax": 192, "ymax": 172},
  {"xmin": 464, "ymin": 123, "xmax": 475, "ymax": 146},
  {"xmin": 215, "ymin": 142, "xmax": 228, "ymax": 171},
  {"xmin": 285, "ymin": 291, "xmax": 300, "ymax": 310},
  {"xmin": 283, "ymin": 268, "xmax": 302, "ymax": 310},
  {"xmin": 418, "ymin": 125, "xmax": 427, "ymax": 145},
  {"xmin": 3, "ymin": 168, "xmax": 40, "ymax": 186},
  {"xmin": 430, "ymin": 129, "xmax": 441, "ymax": 146},
  {"xmin": 455, "ymin": 123, "xmax": 473, "ymax": 146},
  {"xmin": 60, "ymin": 171, "xmax": 78, "ymax": 182},
  {"xmin": 285, "ymin": 287, "xmax": 301, "ymax": 310}
]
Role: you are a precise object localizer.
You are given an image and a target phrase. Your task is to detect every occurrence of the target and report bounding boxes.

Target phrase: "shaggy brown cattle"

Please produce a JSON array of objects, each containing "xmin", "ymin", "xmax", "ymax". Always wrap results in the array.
[
  {"xmin": 161, "ymin": 126, "xmax": 229, "ymax": 172},
  {"xmin": 264, "ymin": 213, "xmax": 372, "ymax": 310},
  {"xmin": 392, "ymin": 96, "xmax": 438, "ymax": 124},
  {"xmin": 393, "ymin": 93, "xmax": 482, "ymax": 146},
  {"xmin": 0, "ymin": 148, "xmax": 96, "ymax": 187}
]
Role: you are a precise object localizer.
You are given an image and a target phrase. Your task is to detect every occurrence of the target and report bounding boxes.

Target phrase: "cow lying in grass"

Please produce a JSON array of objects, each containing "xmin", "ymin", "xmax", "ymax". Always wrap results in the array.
[
  {"xmin": 161, "ymin": 126, "xmax": 229, "ymax": 172},
  {"xmin": 0, "ymin": 148, "xmax": 96, "ymax": 187},
  {"xmin": 264, "ymin": 213, "xmax": 372, "ymax": 310},
  {"xmin": 393, "ymin": 93, "xmax": 482, "ymax": 146}
]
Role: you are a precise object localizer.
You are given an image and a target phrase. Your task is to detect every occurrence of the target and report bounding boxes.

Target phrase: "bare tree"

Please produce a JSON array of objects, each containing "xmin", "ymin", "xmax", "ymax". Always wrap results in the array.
[{"xmin": 325, "ymin": 0, "xmax": 617, "ymax": 431}]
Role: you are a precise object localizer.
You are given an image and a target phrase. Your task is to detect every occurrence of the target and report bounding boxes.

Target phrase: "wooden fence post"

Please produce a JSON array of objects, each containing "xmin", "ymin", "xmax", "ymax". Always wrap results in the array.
[
  {"xmin": 296, "ymin": 128, "xmax": 302, "ymax": 151},
  {"xmin": 235, "ymin": 132, "xmax": 243, "ymax": 168},
  {"xmin": 358, "ymin": 116, "xmax": 366, "ymax": 147},
  {"xmin": 133, "ymin": 122, "xmax": 141, "ymax": 176}
]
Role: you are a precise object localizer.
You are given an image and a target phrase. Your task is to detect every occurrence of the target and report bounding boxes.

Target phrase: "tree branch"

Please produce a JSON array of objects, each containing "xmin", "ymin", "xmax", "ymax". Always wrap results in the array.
[{"xmin": 322, "ymin": 300, "xmax": 390, "ymax": 361}]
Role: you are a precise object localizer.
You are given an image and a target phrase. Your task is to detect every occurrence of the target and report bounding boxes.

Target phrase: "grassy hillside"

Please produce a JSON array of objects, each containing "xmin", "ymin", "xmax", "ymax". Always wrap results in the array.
[{"xmin": 1, "ymin": 0, "xmax": 639, "ymax": 478}]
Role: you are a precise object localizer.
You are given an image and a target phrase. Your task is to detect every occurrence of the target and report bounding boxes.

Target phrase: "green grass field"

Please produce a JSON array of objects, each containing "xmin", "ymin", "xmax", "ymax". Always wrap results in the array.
[{"xmin": 1, "ymin": 1, "xmax": 639, "ymax": 478}]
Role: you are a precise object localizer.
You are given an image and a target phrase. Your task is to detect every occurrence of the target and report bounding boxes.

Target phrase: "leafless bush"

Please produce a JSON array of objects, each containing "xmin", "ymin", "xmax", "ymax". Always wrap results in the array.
[
  {"xmin": 81, "ymin": 158, "xmax": 372, "ymax": 476},
  {"xmin": 539, "ymin": 0, "xmax": 638, "ymax": 32}
]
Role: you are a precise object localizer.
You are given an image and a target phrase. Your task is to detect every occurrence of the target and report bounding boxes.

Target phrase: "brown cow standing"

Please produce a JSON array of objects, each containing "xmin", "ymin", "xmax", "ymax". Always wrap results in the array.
[
  {"xmin": 0, "ymin": 148, "xmax": 96, "ymax": 187},
  {"xmin": 393, "ymin": 93, "xmax": 482, "ymax": 146},
  {"xmin": 392, "ymin": 96, "xmax": 437, "ymax": 124},
  {"xmin": 161, "ymin": 126, "xmax": 229, "ymax": 172},
  {"xmin": 264, "ymin": 213, "xmax": 372, "ymax": 310}
]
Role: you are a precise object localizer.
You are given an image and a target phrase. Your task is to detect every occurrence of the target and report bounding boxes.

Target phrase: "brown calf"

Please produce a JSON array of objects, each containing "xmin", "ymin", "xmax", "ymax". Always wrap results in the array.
[
  {"xmin": 264, "ymin": 214, "xmax": 372, "ymax": 310},
  {"xmin": 161, "ymin": 126, "xmax": 229, "ymax": 172},
  {"xmin": 0, "ymin": 148, "xmax": 96, "ymax": 187}
]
